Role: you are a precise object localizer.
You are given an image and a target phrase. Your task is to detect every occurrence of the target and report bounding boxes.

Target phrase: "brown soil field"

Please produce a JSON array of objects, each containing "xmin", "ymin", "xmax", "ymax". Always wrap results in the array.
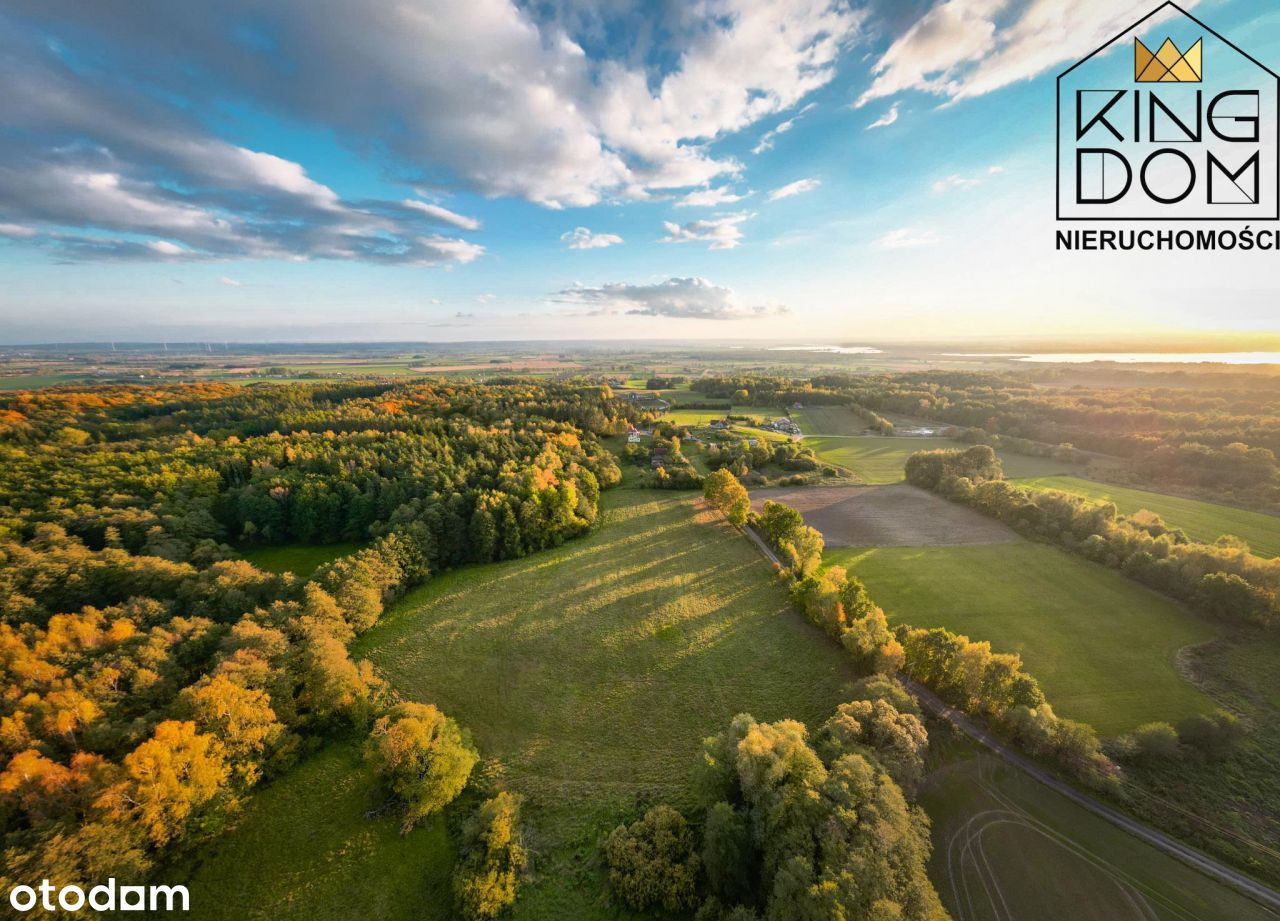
[{"xmin": 750, "ymin": 484, "xmax": 1020, "ymax": 548}]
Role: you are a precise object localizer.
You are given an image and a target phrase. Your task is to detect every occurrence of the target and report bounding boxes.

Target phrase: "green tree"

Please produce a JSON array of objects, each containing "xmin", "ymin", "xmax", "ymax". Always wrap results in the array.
[{"xmin": 603, "ymin": 805, "xmax": 701, "ymax": 912}]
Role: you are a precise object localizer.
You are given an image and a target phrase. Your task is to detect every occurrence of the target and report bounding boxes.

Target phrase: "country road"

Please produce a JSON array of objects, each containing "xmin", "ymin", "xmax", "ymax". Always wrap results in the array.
[{"xmin": 740, "ymin": 523, "xmax": 1280, "ymax": 916}]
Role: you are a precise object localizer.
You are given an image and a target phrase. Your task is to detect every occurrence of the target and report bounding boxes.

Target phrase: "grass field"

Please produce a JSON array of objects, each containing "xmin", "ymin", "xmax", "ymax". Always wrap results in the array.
[
  {"xmin": 352, "ymin": 490, "xmax": 857, "ymax": 918},
  {"xmin": 181, "ymin": 742, "xmax": 456, "ymax": 920},
  {"xmin": 241, "ymin": 542, "xmax": 363, "ymax": 577},
  {"xmin": 921, "ymin": 742, "xmax": 1275, "ymax": 921},
  {"xmin": 1017, "ymin": 476, "xmax": 1280, "ymax": 558},
  {"xmin": 791, "ymin": 405, "xmax": 868, "ymax": 435},
  {"xmin": 804, "ymin": 436, "xmax": 1079, "ymax": 484},
  {"xmin": 662, "ymin": 404, "xmax": 781, "ymax": 426},
  {"xmin": 825, "ymin": 543, "xmax": 1217, "ymax": 734}
]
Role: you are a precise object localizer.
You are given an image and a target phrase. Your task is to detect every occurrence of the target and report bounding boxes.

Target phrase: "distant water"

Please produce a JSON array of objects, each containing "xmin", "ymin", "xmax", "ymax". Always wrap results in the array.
[
  {"xmin": 946, "ymin": 352, "xmax": 1280, "ymax": 365},
  {"xmin": 769, "ymin": 345, "xmax": 883, "ymax": 355}
]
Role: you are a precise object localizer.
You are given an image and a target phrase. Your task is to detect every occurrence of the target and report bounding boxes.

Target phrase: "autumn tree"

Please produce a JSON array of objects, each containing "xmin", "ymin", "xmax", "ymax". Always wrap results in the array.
[
  {"xmin": 453, "ymin": 791, "xmax": 527, "ymax": 920},
  {"xmin": 365, "ymin": 702, "xmax": 478, "ymax": 832}
]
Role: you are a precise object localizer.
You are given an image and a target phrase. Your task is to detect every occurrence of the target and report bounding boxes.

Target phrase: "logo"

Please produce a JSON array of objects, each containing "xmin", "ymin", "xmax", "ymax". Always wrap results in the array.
[
  {"xmin": 1057, "ymin": 1, "xmax": 1279, "ymax": 221},
  {"xmin": 1135, "ymin": 37, "xmax": 1201, "ymax": 83}
]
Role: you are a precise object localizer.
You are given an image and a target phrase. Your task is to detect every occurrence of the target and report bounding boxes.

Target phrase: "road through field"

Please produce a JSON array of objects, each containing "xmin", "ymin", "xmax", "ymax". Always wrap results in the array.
[{"xmin": 742, "ymin": 523, "xmax": 1280, "ymax": 916}]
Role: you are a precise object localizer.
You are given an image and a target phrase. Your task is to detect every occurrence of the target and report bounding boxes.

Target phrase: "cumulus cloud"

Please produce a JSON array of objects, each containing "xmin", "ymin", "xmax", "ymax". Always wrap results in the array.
[
  {"xmin": 875, "ymin": 227, "xmax": 940, "ymax": 249},
  {"xmin": 0, "ymin": 24, "xmax": 486, "ymax": 266},
  {"xmin": 676, "ymin": 186, "xmax": 750, "ymax": 208},
  {"xmin": 857, "ymin": 0, "xmax": 1196, "ymax": 106},
  {"xmin": 561, "ymin": 227, "xmax": 624, "ymax": 249},
  {"xmin": 767, "ymin": 178, "xmax": 821, "ymax": 201},
  {"xmin": 550, "ymin": 276, "xmax": 786, "ymax": 319},
  {"xmin": 865, "ymin": 103, "xmax": 899, "ymax": 130},
  {"xmin": 661, "ymin": 213, "xmax": 753, "ymax": 250},
  {"xmin": 10, "ymin": 0, "xmax": 864, "ymax": 213}
]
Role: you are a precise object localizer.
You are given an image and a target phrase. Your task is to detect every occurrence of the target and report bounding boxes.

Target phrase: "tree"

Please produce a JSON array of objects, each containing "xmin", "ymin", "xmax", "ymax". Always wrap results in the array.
[
  {"xmin": 704, "ymin": 469, "xmax": 750, "ymax": 527},
  {"xmin": 603, "ymin": 805, "xmax": 701, "ymax": 912},
  {"xmin": 102, "ymin": 720, "xmax": 230, "ymax": 846},
  {"xmin": 453, "ymin": 792, "xmax": 527, "ymax": 920},
  {"xmin": 365, "ymin": 702, "xmax": 478, "ymax": 832},
  {"xmin": 702, "ymin": 802, "xmax": 752, "ymax": 903},
  {"xmin": 179, "ymin": 674, "xmax": 283, "ymax": 784}
]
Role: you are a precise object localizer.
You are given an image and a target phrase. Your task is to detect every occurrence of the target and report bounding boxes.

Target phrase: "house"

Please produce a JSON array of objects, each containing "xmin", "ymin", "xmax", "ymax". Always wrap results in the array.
[{"xmin": 627, "ymin": 432, "xmax": 643, "ymax": 444}]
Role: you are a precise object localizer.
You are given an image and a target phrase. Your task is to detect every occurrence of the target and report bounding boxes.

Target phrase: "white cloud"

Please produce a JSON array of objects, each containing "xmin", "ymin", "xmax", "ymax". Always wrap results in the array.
[
  {"xmin": 401, "ymin": 200, "xmax": 482, "ymax": 231},
  {"xmin": 767, "ymin": 178, "xmax": 821, "ymax": 201},
  {"xmin": 145, "ymin": 240, "xmax": 187, "ymax": 257},
  {"xmin": 20, "ymin": 0, "xmax": 864, "ymax": 210},
  {"xmin": 858, "ymin": 0, "xmax": 1197, "ymax": 106},
  {"xmin": 661, "ymin": 213, "xmax": 752, "ymax": 250},
  {"xmin": 751, "ymin": 102, "xmax": 818, "ymax": 154},
  {"xmin": 219, "ymin": 276, "xmax": 243, "ymax": 287},
  {"xmin": 561, "ymin": 227, "xmax": 624, "ymax": 249},
  {"xmin": 550, "ymin": 276, "xmax": 786, "ymax": 319},
  {"xmin": 932, "ymin": 164, "xmax": 1004, "ymax": 193},
  {"xmin": 865, "ymin": 103, "xmax": 899, "ymax": 130},
  {"xmin": 676, "ymin": 186, "xmax": 749, "ymax": 208},
  {"xmin": 875, "ymin": 227, "xmax": 940, "ymax": 249}
]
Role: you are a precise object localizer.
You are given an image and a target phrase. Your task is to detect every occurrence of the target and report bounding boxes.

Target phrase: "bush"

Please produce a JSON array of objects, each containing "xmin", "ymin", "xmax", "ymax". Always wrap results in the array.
[
  {"xmin": 1129, "ymin": 722, "xmax": 1181, "ymax": 764},
  {"xmin": 603, "ymin": 805, "xmax": 701, "ymax": 912},
  {"xmin": 1177, "ymin": 709, "xmax": 1246, "ymax": 759},
  {"xmin": 453, "ymin": 792, "xmax": 527, "ymax": 920}
]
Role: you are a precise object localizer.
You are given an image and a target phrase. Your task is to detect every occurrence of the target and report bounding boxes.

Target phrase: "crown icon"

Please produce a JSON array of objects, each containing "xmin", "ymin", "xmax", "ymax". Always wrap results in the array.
[{"xmin": 1135, "ymin": 36, "xmax": 1202, "ymax": 82}]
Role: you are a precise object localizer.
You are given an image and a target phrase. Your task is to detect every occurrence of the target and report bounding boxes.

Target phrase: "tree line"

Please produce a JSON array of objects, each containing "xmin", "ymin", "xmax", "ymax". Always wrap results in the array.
[{"xmin": 906, "ymin": 446, "xmax": 1278, "ymax": 628}]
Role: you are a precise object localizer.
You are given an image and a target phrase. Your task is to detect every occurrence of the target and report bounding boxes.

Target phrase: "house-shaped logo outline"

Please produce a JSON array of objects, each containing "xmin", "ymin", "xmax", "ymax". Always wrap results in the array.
[{"xmin": 1055, "ymin": 0, "xmax": 1280, "ymax": 221}]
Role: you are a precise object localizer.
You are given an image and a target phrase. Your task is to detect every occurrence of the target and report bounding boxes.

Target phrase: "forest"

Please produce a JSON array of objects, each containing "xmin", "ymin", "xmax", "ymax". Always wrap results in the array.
[{"xmin": 0, "ymin": 379, "xmax": 631, "ymax": 906}]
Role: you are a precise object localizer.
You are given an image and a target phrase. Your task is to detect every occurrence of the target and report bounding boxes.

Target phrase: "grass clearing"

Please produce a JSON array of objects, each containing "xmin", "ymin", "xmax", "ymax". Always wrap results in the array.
[
  {"xmin": 921, "ymin": 742, "xmax": 1275, "ymax": 921},
  {"xmin": 345, "ymin": 490, "xmax": 856, "ymax": 919},
  {"xmin": 791, "ymin": 405, "xmax": 867, "ymax": 435},
  {"xmin": 805, "ymin": 436, "xmax": 1082, "ymax": 484},
  {"xmin": 825, "ymin": 543, "xmax": 1217, "ymax": 734},
  {"xmin": 241, "ymin": 542, "xmax": 363, "ymax": 577},
  {"xmin": 1017, "ymin": 476, "xmax": 1280, "ymax": 558},
  {"xmin": 181, "ymin": 741, "xmax": 456, "ymax": 921},
  {"xmin": 663, "ymin": 404, "xmax": 780, "ymax": 426}
]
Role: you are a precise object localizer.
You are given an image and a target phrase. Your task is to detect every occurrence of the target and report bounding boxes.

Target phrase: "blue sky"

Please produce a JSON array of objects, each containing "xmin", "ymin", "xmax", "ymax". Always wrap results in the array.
[{"xmin": 0, "ymin": 0, "xmax": 1277, "ymax": 343}]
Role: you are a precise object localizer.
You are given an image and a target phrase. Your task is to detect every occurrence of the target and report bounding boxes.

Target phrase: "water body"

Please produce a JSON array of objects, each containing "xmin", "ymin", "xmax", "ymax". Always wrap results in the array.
[
  {"xmin": 946, "ymin": 352, "xmax": 1280, "ymax": 365},
  {"xmin": 769, "ymin": 345, "xmax": 883, "ymax": 354}
]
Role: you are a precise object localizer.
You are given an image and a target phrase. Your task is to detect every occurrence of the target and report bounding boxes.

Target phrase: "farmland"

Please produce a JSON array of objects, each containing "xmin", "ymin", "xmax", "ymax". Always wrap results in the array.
[
  {"xmin": 825, "ymin": 542, "xmax": 1217, "ymax": 734},
  {"xmin": 1017, "ymin": 475, "xmax": 1280, "ymax": 558},
  {"xmin": 804, "ymin": 435, "xmax": 1079, "ymax": 484},
  {"xmin": 921, "ymin": 742, "xmax": 1275, "ymax": 921}
]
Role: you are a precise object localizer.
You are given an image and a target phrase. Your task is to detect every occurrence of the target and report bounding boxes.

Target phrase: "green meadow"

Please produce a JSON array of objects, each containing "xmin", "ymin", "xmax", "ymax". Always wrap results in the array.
[
  {"xmin": 191, "ymin": 491, "xmax": 856, "ymax": 920},
  {"xmin": 241, "ymin": 541, "xmax": 363, "ymax": 577},
  {"xmin": 825, "ymin": 542, "xmax": 1217, "ymax": 734},
  {"xmin": 1017, "ymin": 475, "xmax": 1280, "ymax": 558}
]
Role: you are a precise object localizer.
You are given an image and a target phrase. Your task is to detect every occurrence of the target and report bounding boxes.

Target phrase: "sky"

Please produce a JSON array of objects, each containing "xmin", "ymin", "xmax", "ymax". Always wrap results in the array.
[{"xmin": 0, "ymin": 0, "xmax": 1278, "ymax": 344}]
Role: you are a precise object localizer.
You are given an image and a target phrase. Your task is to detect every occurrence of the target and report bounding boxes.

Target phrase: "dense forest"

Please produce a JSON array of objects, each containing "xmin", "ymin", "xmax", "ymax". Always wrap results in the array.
[{"xmin": 0, "ymin": 379, "xmax": 634, "ymax": 903}]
